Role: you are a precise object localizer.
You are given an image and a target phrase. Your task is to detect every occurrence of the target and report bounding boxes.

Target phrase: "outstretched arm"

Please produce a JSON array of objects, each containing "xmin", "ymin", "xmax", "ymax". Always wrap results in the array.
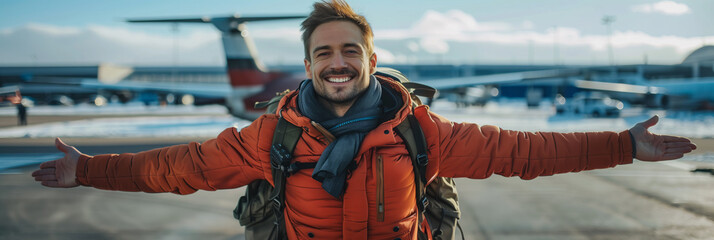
[
  {"xmin": 629, "ymin": 115, "xmax": 697, "ymax": 161},
  {"xmin": 31, "ymin": 138, "xmax": 82, "ymax": 188},
  {"xmin": 422, "ymin": 109, "xmax": 697, "ymax": 180},
  {"xmin": 29, "ymin": 116, "xmax": 277, "ymax": 194}
]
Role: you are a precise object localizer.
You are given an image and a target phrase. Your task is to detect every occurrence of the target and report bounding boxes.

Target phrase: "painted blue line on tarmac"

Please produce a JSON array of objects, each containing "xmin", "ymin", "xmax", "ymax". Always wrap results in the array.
[{"xmin": 0, "ymin": 153, "xmax": 63, "ymax": 172}]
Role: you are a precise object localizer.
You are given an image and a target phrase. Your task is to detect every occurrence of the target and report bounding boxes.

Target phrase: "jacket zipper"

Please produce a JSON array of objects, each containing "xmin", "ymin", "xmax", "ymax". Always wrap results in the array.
[{"xmin": 377, "ymin": 154, "xmax": 384, "ymax": 222}]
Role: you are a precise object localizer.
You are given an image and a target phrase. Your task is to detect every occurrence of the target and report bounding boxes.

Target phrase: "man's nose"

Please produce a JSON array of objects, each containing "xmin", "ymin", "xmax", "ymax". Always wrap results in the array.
[{"xmin": 329, "ymin": 53, "xmax": 348, "ymax": 68}]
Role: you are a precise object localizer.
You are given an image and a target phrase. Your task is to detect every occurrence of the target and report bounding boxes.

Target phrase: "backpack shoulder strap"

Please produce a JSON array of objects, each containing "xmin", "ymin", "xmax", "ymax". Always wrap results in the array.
[
  {"xmin": 272, "ymin": 116, "xmax": 303, "ymax": 154},
  {"xmin": 268, "ymin": 117, "xmax": 303, "ymax": 240},
  {"xmin": 394, "ymin": 114, "xmax": 431, "ymax": 234},
  {"xmin": 395, "ymin": 115, "xmax": 429, "ymax": 186}
]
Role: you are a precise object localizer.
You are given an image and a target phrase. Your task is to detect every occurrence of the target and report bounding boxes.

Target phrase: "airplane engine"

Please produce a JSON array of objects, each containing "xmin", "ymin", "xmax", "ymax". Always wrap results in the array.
[
  {"xmin": 47, "ymin": 95, "xmax": 74, "ymax": 106},
  {"xmin": 179, "ymin": 94, "xmax": 195, "ymax": 105},
  {"xmin": 89, "ymin": 95, "xmax": 108, "ymax": 106},
  {"xmin": 644, "ymin": 93, "xmax": 669, "ymax": 109}
]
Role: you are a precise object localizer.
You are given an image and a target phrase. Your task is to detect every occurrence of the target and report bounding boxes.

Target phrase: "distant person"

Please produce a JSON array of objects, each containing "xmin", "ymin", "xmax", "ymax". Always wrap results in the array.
[
  {"xmin": 32, "ymin": 1, "xmax": 697, "ymax": 239},
  {"xmin": 16, "ymin": 102, "xmax": 27, "ymax": 126}
]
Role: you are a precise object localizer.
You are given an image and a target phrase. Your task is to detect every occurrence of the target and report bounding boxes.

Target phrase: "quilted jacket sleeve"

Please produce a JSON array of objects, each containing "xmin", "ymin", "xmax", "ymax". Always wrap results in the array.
[
  {"xmin": 75, "ymin": 115, "xmax": 277, "ymax": 194},
  {"xmin": 414, "ymin": 107, "xmax": 633, "ymax": 180}
]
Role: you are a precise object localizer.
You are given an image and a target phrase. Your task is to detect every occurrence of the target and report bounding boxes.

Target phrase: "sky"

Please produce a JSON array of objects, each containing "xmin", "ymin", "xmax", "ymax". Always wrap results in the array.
[{"xmin": 1, "ymin": 0, "xmax": 713, "ymax": 67}]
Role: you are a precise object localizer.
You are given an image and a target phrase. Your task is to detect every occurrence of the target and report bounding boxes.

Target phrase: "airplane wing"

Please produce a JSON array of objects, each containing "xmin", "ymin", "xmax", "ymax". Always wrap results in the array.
[
  {"xmin": 414, "ymin": 68, "xmax": 582, "ymax": 90},
  {"xmin": 572, "ymin": 79, "xmax": 665, "ymax": 94},
  {"xmin": 127, "ymin": 15, "xmax": 307, "ymax": 24},
  {"xmin": 0, "ymin": 85, "xmax": 19, "ymax": 95},
  {"xmin": 79, "ymin": 79, "xmax": 232, "ymax": 98},
  {"xmin": 5, "ymin": 64, "xmax": 231, "ymax": 101}
]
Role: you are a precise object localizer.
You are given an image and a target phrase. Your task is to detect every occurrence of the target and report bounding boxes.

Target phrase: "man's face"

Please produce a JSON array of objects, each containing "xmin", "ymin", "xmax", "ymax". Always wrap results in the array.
[{"xmin": 304, "ymin": 21, "xmax": 377, "ymax": 108}]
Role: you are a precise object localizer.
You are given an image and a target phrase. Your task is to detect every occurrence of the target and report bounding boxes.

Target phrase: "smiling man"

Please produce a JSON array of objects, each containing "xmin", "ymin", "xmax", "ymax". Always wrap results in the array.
[{"xmin": 32, "ymin": 1, "xmax": 697, "ymax": 240}]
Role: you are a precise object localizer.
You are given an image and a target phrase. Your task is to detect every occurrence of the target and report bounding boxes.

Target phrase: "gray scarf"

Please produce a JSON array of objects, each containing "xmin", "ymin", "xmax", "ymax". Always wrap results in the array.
[{"xmin": 298, "ymin": 76, "xmax": 383, "ymax": 198}]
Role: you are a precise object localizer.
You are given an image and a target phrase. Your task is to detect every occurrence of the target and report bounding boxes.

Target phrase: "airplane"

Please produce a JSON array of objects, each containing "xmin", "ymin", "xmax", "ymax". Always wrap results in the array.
[
  {"xmin": 117, "ymin": 15, "xmax": 309, "ymax": 120},
  {"xmin": 2, "ymin": 13, "xmax": 713, "ymax": 119},
  {"xmin": 564, "ymin": 52, "xmax": 714, "ymax": 110},
  {"xmin": 415, "ymin": 49, "xmax": 714, "ymax": 111}
]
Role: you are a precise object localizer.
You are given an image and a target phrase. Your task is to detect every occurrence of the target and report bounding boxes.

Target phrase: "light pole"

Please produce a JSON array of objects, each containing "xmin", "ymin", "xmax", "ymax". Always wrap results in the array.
[
  {"xmin": 602, "ymin": 15, "xmax": 616, "ymax": 66},
  {"xmin": 553, "ymin": 26, "xmax": 560, "ymax": 65}
]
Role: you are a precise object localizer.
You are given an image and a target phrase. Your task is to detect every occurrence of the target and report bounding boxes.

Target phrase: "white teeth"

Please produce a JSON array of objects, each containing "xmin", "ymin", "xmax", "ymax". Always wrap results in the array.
[{"xmin": 327, "ymin": 77, "xmax": 351, "ymax": 83}]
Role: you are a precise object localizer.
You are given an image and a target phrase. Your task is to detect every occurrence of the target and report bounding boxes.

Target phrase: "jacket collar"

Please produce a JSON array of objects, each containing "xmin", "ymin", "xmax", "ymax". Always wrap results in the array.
[{"xmin": 277, "ymin": 77, "xmax": 414, "ymax": 146}]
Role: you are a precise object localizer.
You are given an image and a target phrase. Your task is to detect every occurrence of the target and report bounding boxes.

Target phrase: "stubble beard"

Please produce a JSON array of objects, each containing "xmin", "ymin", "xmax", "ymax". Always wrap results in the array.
[{"xmin": 315, "ymin": 68, "xmax": 368, "ymax": 106}]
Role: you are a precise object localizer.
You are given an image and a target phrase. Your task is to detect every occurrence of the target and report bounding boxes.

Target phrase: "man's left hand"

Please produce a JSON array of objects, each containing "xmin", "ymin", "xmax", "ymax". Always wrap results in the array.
[{"xmin": 629, "ymin": 115, "xmax": 697, "ymax": 161}]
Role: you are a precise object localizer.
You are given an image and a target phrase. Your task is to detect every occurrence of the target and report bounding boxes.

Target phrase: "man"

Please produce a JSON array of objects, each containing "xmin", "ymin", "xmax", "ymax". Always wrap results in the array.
[
  {"xmin": 16, "ymin": 101, "xmax": 27, "ymax": 126},
  {"xmin": 32, "ymin": 1, "xmax": 696, "ymax": 239}
]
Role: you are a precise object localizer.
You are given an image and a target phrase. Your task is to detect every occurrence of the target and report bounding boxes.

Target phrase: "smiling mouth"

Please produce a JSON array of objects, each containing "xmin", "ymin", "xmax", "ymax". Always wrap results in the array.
[{"xmin": 327, "ymin": 76, "xmax": 352, "ymax": 83}]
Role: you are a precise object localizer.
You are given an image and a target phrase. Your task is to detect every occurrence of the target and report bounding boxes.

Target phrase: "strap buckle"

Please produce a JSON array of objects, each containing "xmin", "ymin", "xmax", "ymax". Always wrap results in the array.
[
  {"xmin": 286, "ymin": 163, "xmax": 299, "ymax": 176},
  {"xmin": 416, "ymin": 153, "xmax": 428, "ymax": 167},
  {"xmin": 419, "ymin": 196, "xmax": 430, "ymax": 212},
  {"xmin": 271, "ymin": 197, "xmax": 282, "ymax": 212},
  {"xmin": 271, "ymin": 144, "xmax": 292, "ymax": 170}
]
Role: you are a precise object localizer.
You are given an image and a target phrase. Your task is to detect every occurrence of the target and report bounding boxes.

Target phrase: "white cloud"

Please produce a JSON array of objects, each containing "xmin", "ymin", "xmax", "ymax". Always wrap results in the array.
[
  {"xmin": 87, "ymin": 25, "xmax": 219, "ymax": 49},
  {"xmin": 407, "ymin": 41, "xmax": 420, "ymax": 52},
  {"xmin": 521, "ymin": 21, "xmax": 535, "ymax": 30},
  {"xmin": 632, "ymin": 1, "xmax": 691, "ymax": 15},
  {"xmin": 25, "ymin": 23, "xmax": 81, "ymax": 35},
  {"xmin": 412, "ymin": 10, "xmax": 511, "ymax": 38},
  {"xmin": 374, "ymin": 46, "xmax": 396, "ymax": 64},
  {"xmin": 0, "ymin": 24, "xmax": 228, "ymax": 65},
  {"xmin": 420, "ymin": 38, "xmax": 449, "ymax": 54},
  {"xmin": 372, "ymin": 9, "xmax": 710, "ymax": 64},
  {"xmin": 0, "ymin": 22, "xmax": 309, "ymax": 66}
]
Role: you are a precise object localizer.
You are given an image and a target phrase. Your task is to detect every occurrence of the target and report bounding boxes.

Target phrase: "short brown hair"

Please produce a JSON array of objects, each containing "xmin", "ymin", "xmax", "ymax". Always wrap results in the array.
[{"xmin": 301, "ymin": 0, "xmax": 374, "ymax": 61}]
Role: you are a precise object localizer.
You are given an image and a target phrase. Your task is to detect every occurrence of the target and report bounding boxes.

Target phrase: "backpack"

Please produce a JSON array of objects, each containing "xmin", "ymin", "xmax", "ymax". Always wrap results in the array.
[{"xmin": 233, "ymin": 67, "xmax": 463, "ymax": 240}]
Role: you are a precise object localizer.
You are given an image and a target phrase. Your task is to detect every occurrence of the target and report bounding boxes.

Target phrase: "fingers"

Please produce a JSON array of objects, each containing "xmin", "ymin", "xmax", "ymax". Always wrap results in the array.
[
  {"xmin": 31, "ymin": 168, "xmax": 55, "ymax": 177},
  {"xmin": 661, "ymin": 135, "xmax": 697, "ymax": 151},
  {"xmin": 32, "ymin": 167, "xmax": 58, "ymax": 183},
  {"xmin": 662, "ymin": 135, "xmax": 692, "ymax": 143},
  {"xmin": 39, "ymin": 159, "xmax": 57, "ymax": 169},
  {"xmin": 666, "ymin": 146, "xmax": 695, "ymax": 154},
  {"xmin": 34, "ymin": 174, "xmax": 57, "ymax": 182},
  {"xmin": 666, "ymin": 141, "xmax": 696, "ymax": 148}
]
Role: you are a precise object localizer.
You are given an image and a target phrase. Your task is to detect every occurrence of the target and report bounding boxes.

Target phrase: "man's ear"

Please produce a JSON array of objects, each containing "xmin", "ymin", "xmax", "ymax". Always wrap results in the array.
[
  {"xmin": 369, "ymin": 53, "xmax": 377, "ymax": 74},
  {"xmin": 304, "ymin": 58, "xmax": 312, "ymax": 79}
]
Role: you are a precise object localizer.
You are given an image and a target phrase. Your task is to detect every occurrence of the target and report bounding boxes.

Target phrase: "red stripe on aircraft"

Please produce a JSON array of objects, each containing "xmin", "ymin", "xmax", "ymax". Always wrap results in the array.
[{"xmin": 228, "ymin": 69, "xmax": 274, "ymax": 87}]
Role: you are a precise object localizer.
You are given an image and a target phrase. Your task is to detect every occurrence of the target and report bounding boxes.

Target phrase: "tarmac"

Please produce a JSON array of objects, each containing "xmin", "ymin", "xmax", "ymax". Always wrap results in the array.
[{"xmin": 1, "ymin": 115, "xmax": 714, "ymax": 239}]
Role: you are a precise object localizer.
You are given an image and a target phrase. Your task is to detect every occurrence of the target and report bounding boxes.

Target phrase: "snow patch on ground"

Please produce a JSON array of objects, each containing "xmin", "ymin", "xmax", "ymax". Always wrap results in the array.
[{"xmin": 1, "ymin": 100, "xmax": 712, "ymax": 138}]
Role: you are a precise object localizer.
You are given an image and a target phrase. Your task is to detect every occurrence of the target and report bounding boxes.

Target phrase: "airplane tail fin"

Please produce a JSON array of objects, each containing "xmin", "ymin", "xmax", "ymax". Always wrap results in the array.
[
  {"xmin": 127, "ymin": 15, "xmax": 305, "ymax": 87},
  {"xmin": 128, "ymin": 14, "xmax": 305, "ymax": 119}
]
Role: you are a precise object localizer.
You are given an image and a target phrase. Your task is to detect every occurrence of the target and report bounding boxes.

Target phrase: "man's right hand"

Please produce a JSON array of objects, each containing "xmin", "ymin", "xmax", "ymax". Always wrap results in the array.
[{"xmin": 31, "ymin": 138, "xmax": 82, "ymax": 188}]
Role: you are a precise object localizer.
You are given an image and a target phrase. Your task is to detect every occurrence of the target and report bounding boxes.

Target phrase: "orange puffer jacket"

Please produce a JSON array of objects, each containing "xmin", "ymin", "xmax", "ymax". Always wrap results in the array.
[{"xmin": 76, "ymin": 78, "xmax": 634, "ymax": 240}]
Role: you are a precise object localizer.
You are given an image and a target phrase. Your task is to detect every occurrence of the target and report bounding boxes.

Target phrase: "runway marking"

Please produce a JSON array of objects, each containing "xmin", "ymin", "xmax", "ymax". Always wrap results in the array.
[{"xmin": 0, "ymin": 153, "xmax": 63, "ymax": 174}]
